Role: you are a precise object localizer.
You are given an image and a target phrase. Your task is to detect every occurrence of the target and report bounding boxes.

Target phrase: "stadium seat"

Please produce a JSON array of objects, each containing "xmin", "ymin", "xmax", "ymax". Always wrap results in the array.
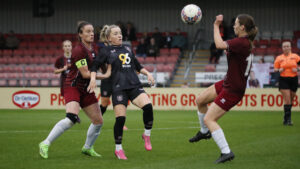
[
  {"xmin": 159, "ymin": 48, "xmax": 169, "ymax": 56},
  {"xmin": 253, "ymin": 40, "xmax": 259, "ymax": 47},
  {"xmin": 156, "ymin": 64, "xmax": 165, "ymax": 72},
  {"xmin": 13, "ymin": 50, "xmax": 24, "ymax": 57},
  {"xmin": 136, "ymin": 57, "xmax": 145, "ymax": 64},
  {"xmin": 0, "ymin": 79, "xmax": 7, "ymax": 86},
  {"xmin": 145, "ymin": 57, "xmax": 156, "ymax": 64},
  {"xmin": 269, "ymin": 39, "xmax": 281, "ymax": 48},
  {"xmin": 163, "ymin": 64, "xmax": 174, "ymax": 72},
  {"xmin": 19, "ymin": 42, "xmax": 28, "ymax": 49},
  {"xmin": 8, "ymin": 79, "xmax": 18, "ymax": 86},
  {"xmin": 144, "ymin": 65, "xmax": 154, "ymax": 72},
  {"xmin": 266, "ymin": 47, "xmax": 279, "ymax": 56},
  {"xmin": 32, "ymin": 34, "xmax": 44, "ymax": 42},
  {"xmin": 51, "ymin": 79, "xmax": 60, "ymax": 86},
  {"xmin": 170, "ymin": 48, "xmax": 180, "ymax": 55},
  {"xmin": 156, "ymin": 57, "xmax": 167, "ymax": 64},
  {"xmin": 23, "ymin": 49, "xmax": 34, "ymax": 57},
  {"xmin": 0, "ymin": 57, "xmax": 8, "ymax": 64},
  {"xmin": 259, "ymin": 39, "xmax": 269, "ymax": 48},
  {"xmin": 3, "ymin": 50, "xmax": 13, "ymax": 57},
  {"xmin": 168, "ymin": 56, "xmax": 178, "ymax": 64},
  {"xmin": 294, "ymin": 30, "xmax": 300, "ymax": 39},
  {"xmin": 253, "ymin": 48, "xmax": 266, "ymax": 56},
  {"xmin": 28, "ymin": 42, "xmax": 39, "ymax": 49}
]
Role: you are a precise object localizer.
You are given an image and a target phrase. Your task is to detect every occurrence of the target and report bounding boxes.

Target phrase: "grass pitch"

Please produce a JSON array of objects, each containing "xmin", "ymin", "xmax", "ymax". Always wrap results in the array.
[{"xmin": 0, "ymin": 109, "xmax": 299, "ymax": 169}]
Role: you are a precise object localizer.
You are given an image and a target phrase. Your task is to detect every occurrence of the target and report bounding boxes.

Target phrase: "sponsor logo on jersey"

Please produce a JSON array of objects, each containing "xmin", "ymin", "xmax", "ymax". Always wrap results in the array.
[
  {"xmin": 12, "ymin": 90, "xmax": 40, "ymax": 109},
  {"xmin": 117, "ymin": 95, "xmax": 123, "ymax": 101},
  {"xmin": 119, "ymin": 53, "xmax": 132, "ymax": 68},
  {"xmin": 220, "ymin": 98, "xmax": 226, "ymax": 104}
]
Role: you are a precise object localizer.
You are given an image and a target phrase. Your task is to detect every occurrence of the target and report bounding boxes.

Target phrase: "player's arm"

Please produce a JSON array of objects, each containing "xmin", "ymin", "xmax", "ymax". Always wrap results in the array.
[
  {"xmin": 76, "ymin": 58, "xmax": 91, "ymax": 79},
  {"xmin": 54, "ymin": 65, "xmax": 68, "ymax": 74},
  {"xmin": 273, "ymin": 57, "xmax": 284, "ymax": 73},
  {"xmin": 214, "ymin": 15, "xmax": 227, "ymax": 50},
  {"xmin": 87, "ymin": 64, "xmax": 111, "ymax": 93},
  {"xmin": 140, "ymin": 68, "xmax": 155, "ymax": 86}
]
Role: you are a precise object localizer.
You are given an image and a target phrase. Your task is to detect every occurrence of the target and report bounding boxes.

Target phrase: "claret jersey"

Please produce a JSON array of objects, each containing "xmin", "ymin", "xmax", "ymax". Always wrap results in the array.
[{"xmin": 65, "ymin": 43, "xmax": 97, "ymax": 90}]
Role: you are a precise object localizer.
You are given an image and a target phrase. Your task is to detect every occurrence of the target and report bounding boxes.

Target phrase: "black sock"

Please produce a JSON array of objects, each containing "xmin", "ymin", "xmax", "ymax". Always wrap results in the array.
[
  {"xmin": 284, "ymin": 104, "xmax": 291, "ymax": 122},
  {"xmin": 142, "ymin": 104, "xmax": 154, "ymax": 130},
  {"xmin": 114, "ymin": 116, "xmax": 125, "ymax": 144},
  {"xmin": 287, "ymin": 104, "xmax": 292, "ymax": 121},
  {"xmin": 100, "ymin": 105, "xmax": 107, "ymax": 115}
]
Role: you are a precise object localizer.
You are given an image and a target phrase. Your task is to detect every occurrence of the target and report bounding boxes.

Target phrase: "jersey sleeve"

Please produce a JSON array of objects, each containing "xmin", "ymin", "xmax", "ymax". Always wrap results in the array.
[
  {"xmin": 273, "ymin": 55, "xmax": 281, "ymax": 69},
  {"xmin": 133, "ymin": 56, "xmax": 143, "ymax": 72},
  {"xmin": 90, "ymin": 48, "xmax": 108, "ymax": 72},
  {"xmin": 54, "ymin": 57, "xmax": 63, "ymax": 69},
  {"xmin": 72, "ymin": 47, "xmax": 88, "ymax": 69},
  {"xmin": 226, "ymin": 38, "xmax": 242, "ymax": 54}
]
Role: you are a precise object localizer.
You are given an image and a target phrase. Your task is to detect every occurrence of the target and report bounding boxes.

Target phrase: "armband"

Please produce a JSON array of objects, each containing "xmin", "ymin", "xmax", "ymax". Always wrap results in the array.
[{"xmin": 75, "ymin": 59, "xmax": 87, "ymax": 68}]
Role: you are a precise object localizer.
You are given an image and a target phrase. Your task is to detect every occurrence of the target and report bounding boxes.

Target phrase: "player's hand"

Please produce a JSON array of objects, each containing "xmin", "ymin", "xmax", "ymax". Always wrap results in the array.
[
  {"xmin": 214, "ymin": 14, "xmax": 223, "ymax": 26},
  {"xmin": 87, "ymin": 79, "xmax": 96, "ymax": 93},
  {"xmin": 63, "ymin": 65, "xmax": 68, "ymax": 70},
  {"xmin": 292, "ymin": 68, "xmax": 297, "ymax": 72},
  {"xmin": 147, "ymin": 74, "xmax": 155, "ymax": 86},
  {"xmin": 279, "ymin": 68, "xmax": 284, "ymax": 73}
]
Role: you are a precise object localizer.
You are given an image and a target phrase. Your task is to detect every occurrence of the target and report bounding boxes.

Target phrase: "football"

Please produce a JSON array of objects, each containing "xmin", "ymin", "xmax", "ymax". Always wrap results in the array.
[{"xmin": 181, "ymin": 4, "xmax": 202, "ymax": 24}]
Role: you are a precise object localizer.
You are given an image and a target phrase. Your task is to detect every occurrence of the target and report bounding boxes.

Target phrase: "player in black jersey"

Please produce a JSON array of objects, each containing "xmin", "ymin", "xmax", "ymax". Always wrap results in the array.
[
  {"xmin": 98, "ymin": 29, "xmax": 128, "ymax": 130},
  {"xmin": 88, "ymin": 25, "xmax": 155, "ymax": 160}
]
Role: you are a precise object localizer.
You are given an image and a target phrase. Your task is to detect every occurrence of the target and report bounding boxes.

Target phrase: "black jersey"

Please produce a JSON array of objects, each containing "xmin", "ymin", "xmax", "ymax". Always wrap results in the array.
[
  {"xmin": 98, "ymin": 46, "xmax": 112, "ymax": 84},
  {"xmin": 91, "ymin": 45, "xmax": 143, "ymax": 92}
]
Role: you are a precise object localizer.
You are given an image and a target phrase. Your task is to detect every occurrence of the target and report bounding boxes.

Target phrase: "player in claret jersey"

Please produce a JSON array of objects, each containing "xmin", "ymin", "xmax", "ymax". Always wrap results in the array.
[
  {"xmin": 189, "ymin": 14, "xmax": 258, "ymax": 163},
  {"xmin": 39, "ymin": 21, "xmax": 110, "ymax": 159},
  {"xmin": 88, "ymin": 25, "xmax": 155, "ymax": 160},
  {"xmin": 54, "ymin": 40, "xmax": 72, "ymax": 97}
]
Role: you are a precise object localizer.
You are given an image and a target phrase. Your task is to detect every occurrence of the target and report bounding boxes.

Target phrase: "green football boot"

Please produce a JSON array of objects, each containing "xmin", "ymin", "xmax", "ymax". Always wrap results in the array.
[
  {"xmin": 82, "ymin": 146, "xmax": 102, "ymax": 157},
  {"xmin": 39, "ymin": 142, "xmax": 49, "ymax": 159}
]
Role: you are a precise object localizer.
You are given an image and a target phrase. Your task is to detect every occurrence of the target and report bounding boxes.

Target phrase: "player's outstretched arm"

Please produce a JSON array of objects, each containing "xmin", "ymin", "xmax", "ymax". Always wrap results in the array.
[{"xmin": 140, "ymin": 68, "xmax": 155, "ymax": 86}]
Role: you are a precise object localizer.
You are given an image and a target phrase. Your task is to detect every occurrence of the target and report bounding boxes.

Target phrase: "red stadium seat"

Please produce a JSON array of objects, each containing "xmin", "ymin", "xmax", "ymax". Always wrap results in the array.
[
  {"xmin": 136, "ymin": 57, "xmax": 145, "ymax": 64},
  {"xmin": 269, "ymin": 39, "xmax": 281, "ymax": 48},
  {"xmin": 145, "ymin": 57, "xmax": 156, "ymax": 64},
  {"xmin": 266, "ymin": 47, "xmax": 279, "ymax": 56},
  {"xmin": 32, "ymin": 34, "xmax": 44, "ymax": 42},
  {"xmin": 19, "ymin": 42, "xmax": 28, "ymax": 49},
  {"xmin": 0, "ymin": 57, "xmax": 8, "ymax": 64},
  {"xmin": 253, "ymin": 48, "xmax": 266, "ymax": 56},
  {"xmin": 168, "ymin": 56, "xmax": 178, "ymax": 64},
  {"xmin": 170, "ymin": 48, "xmax": 180, "ymax": 55},
  {"xmin": 259, "ymin": 39, "xmax": 269, "ymax": 48},
  {"xmin": 13, "ymin": 50, "xmax": 24, "ymax": 57},
  {"xmin": 156, "ymin": 57, "xmax": 167, "ymax": 64},
  {"xmin": 23, "ymin": 49, "xmax": 34, "ymax": 57},
  {"xmin": 156, "ymin": 64, "xmax": 165, "ymax": 72},
  {"xmin": 3, "ymin": 50, "xmax": 13, "ymax": 57},
  {"xmin": 28, "ymin": 42, "xmax": 39, "ymax": 49},
  {"xmin": 51, "ymin": 79, "xmax": 60, "ymax": 86},
  {"xmin": 159, "ymin": 48, "xmax": 169, "ymax": 56},
  {"xmin": 143, "ymin": 65, "xmax": 154, "ymax": 72}
]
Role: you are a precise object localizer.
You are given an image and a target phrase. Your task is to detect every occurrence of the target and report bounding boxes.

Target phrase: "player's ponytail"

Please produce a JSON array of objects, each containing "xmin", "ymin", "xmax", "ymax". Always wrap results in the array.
[
  {"xmin": 100, "ymin": 25, "xmax": 110, "ymax": 44},
  {"xmin": 101, "ymin": 24, "xmax": 120, "ymax": 45},
  {"xmin": 237, "ymin": 14, "xmax": 258, "ymax": 50}
]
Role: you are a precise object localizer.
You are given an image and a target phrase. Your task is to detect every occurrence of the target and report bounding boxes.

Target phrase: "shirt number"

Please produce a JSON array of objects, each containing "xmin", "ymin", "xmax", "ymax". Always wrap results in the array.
[{"xmin": 244, "ymin": 54, "xmax": 253, "ymax": 77}]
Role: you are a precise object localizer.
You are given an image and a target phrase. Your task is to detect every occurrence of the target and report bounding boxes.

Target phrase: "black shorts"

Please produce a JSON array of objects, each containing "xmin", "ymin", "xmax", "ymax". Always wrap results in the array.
[
  {"xmin": 100, "ymin": 79, "xmax": 112, "ymax": 97},
  {"xmin": 112, "ymin": 87, "xmax": 145, "ymax": 107},
  {"xmin": 279, "ymin": 76, "xmax": 298, "ymax": 92}
]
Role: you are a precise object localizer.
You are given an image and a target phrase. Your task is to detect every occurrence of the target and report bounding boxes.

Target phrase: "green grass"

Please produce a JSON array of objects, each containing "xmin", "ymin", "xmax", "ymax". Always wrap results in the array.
[{"xmin": 0, "ymin": 109, "xmax": 299, "ymax": 169}]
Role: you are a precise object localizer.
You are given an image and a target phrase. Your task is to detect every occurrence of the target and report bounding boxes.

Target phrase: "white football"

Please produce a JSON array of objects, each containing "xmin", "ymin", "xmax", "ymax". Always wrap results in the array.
[{"xmin": 181, "ymin": 4, "xmax": 202, "ymax": 24}]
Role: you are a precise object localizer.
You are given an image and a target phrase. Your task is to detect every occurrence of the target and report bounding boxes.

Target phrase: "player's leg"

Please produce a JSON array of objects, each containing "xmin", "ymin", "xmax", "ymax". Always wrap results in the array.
[
  {"xmin": 81, "ymin": 102, "xmax": 103, "ymax": 157},
  {"xmin": 113, "ymin": 104, "xmax": 128, "ymax": 160},
  {"xmin": 189, "ymin": 83, "xmax": 218, "ymax": 142},
  {"xmin": 204, "ymin": 103, "xmax": 234, "ymax": 163},
  {"xmin": 131, "ymin": 90, "xmax": 153, "ymax": 151},
  {"xmin": 39, "ymin": 101, "xmax": 80, "ymax": 159},
  {"xmin": 280, "ymin": 89, "xmax": 292, "ymax": 125},
  {"xmin": 100, "ymin": 96, "xmax": 110, "ymax": 115}
]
